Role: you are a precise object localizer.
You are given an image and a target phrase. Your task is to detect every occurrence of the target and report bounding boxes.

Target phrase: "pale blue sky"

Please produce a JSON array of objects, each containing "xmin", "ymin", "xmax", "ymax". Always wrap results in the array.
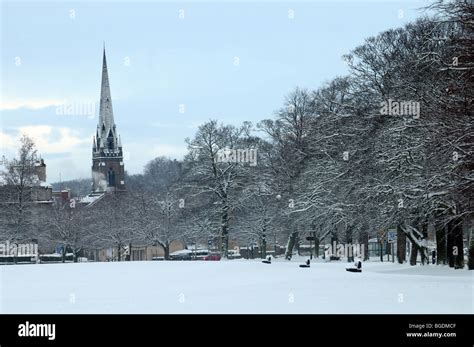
[{"xmin": 0, "ymin": 0, "xmax": 429, "ymax": 182}]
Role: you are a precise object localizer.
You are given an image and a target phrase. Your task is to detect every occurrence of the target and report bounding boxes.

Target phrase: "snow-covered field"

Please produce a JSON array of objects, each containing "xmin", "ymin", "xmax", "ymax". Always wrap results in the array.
[{"xmin": 1, "ymin": 259, "xmax": 472, "ymax": 314}]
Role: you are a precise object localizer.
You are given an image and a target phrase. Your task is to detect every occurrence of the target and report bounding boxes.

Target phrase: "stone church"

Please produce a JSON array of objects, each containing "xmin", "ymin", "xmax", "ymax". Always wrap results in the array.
[
  {"xmin": 91, "ymin": 48, "xmax": 125, "ymax": 193},
  {"xmin": 83, "ymin": 48, "xmax": 185, "ymax": 261}
]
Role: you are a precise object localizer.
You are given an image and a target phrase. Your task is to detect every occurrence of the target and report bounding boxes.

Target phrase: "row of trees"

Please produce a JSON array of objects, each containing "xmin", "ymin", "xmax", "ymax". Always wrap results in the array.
[
  {"xmin": 175, "ymin": 0, "xmax": 472, "ymax": 268},
  {"xmin": 1, "ymin": 1, "xmax": 472, "ymax": 268}
]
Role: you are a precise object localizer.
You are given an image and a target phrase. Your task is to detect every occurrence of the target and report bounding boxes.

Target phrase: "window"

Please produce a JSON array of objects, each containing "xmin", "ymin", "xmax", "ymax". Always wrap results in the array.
[{"xmin": 107, "ymin": 168, "xmax": 116, "ymax": 187}]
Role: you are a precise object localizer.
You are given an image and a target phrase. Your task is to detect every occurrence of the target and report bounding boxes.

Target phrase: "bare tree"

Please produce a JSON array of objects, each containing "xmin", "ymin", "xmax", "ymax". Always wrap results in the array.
[
  {"xmin": 88, "ymin": 192, "xmax": 136, "ymax": 261},
  {"xmin": 184, "ymin": 120, "xmax": 258, "ymax": 257},
  {"xmin": 132, "ymin": 188, "xmax": 186, "ymax": 259},
  {"xmin": 43, "ymin": 198, "xmax": 88, "ymax": 262},
  {"xmin": 0, "ymin": 135, "xmax": 40, "ymax": 263},
  {"xmin": 130, "ymin": 157, "xmax": 187, "ymax": 259}
]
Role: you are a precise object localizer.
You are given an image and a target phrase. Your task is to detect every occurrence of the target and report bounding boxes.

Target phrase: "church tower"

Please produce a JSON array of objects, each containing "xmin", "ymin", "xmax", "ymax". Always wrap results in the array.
[{"xmin": 92, "ymin": 48, "xmax": 125, "ymax": 192}]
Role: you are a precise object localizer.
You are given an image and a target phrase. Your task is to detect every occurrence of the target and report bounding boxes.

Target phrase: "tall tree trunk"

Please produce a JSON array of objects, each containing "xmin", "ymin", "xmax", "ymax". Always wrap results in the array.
[
  {"xmin": 420, "ymin": 222, "xmax": 428, "ymax": 265},
  {"xmin": 285, "ymin": 231, "xmax": 298, "ymax": 260},
  {"xmin": 359, "ymin": 229, "xmax": 369, "ymax": 261},
  {"xmin": 310, "ymin": 221, "xmax": 319, "ymax": 258},
  {"xmin": 409, "ymin": 241, "xmax": 418, "ymax": 266},
  {"xmin": 313, "ymin": 232, "xmax": 320, "ymax": 258},
  {"xmin": 347, "ymin": 239, "xmax": 354, "ymax": 262},
  {"xmin": 273, "ymin": 232, "xmax": 278, "ymax": 257},
  {"xmin": 447, "ymin": 220, "xmax": 455, "ymax": 268},
  {"xmin": 404, "ymin": 220, "xmax": 429, "ymax": 266},
  {"xmin": 13, "ymin": 242, "xmax": 18, "ymax": 264},
  {"xmin": 379, "ymin": 241, "xmax": 384, "ymax": 262},
  {"xmin": 346, "ymin": 226, "xmax": 354, "ymax": 263},
  {"xmin": 164, "ymin": 242, "xmax": 170, "ymax": 260},
  {"xmin": 453, "ymin": 219, "xmax": 464, "ymax": 269},
  {"xmin": 468, "ymin": 228, "xmax": 474, "ymax": 270},
  {"xmin": 261, "ymin": 233, "xmax": 267, "ymax": 259},
  {"xmin": 117, "ymin": 244, "xmax": 121, "ymax": 262},
  {"xmin": 221, "ymin": 205, "xmax": 229, "ymax": 258},
  {"xmin": 296, "ymin": 233, "xmax": 301, "ymax": 256},
  {"xmin": 397, "ymin": 224, "xmax": 406, "ymax": 264},
  {"xmin": 62, "ymin": 245, "xmax": 66, "ymax": 263},
  {"xmin": 436, "ymin": 223, "xmax": 447, "ymax": 265}
]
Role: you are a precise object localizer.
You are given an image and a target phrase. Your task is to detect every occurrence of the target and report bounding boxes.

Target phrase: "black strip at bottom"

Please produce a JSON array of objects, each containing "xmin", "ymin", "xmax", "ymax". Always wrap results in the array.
[{"xmin": 0, "ymin": 314, "xmax": 471, "ymax": 346}]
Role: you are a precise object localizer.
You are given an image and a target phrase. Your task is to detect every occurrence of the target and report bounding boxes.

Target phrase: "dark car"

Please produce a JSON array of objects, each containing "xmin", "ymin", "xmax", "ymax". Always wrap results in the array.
[
  {"xmin": 169, "ymin": 250, "xmax": 193, "ymax": 261},
  {"xmin": 203, "ymin": 254, "xmax": 221, "ymax": 261}
]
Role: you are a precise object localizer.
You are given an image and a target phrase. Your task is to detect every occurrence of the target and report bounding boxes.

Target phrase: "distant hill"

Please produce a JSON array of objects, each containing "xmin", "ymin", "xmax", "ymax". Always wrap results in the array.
[{"xmin": 51, "ymin": 178, "xmax": 92, "ymax": 197}]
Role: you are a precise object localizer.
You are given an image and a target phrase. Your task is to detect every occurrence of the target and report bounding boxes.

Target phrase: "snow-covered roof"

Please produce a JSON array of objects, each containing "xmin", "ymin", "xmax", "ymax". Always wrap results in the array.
[
  {"xmin": 80, "ymin": 195, "xmax": 98, "ymax": 204},
  {"xmin": 39, "ymin": 181, "xmax": 53, "ymax": 188},
  {"xmin": 79, "ymin": 193, "xmax": 105, "ymax": 206}
]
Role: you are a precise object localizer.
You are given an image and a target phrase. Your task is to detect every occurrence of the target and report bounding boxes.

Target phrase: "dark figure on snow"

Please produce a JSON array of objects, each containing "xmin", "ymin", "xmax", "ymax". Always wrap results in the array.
[
  {"xmin": 262, "ymin": 256, "xmax": 271, "ymax": 264},
  {"xmin": 346, "ymin": 257, "xmax": 362, "ymax": 273},
  {"xmin": 431, "ymin": 250, "xmax": 436, "ymax": 264},
  {"xmin": 299, "ymin": 259, "xmax": 310, "ymax": 268}
]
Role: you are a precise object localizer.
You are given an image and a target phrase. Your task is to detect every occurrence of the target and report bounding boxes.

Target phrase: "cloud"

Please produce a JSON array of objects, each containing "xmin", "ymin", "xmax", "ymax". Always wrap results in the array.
[
  {"xmin": 19, "ymin": 126, "xmax": 91, "ymax": 153},
  {"xmin": 1, "ymin": 126, "xmax": 91, "ymax": 155},
  {"xmin": 0, "ymin": 99, "xmax": 64, "ymax": 111},
  {"xmin": 0, "ymin": 131, "xmax": 16, "ymax": 148},
  {"xmin": 0, "ymin": 126, "xmax": 93, "ymax": 181}
]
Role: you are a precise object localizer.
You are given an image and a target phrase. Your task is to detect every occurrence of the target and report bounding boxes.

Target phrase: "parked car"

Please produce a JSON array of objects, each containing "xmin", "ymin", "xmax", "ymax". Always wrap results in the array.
[
  {"xmin": 192, "ymin": 250, "xmax": 211, "ymax": 260},
  {"xmin": 169, "ymin": 250, "xmax": 193, "ymax": 261},
  {"xmin": 227, "ymin": 250, "xmax": 242, "ymax": 259},
  {"xmin": 170, "ymin": 249, "xmax": 211, "ymax": 260},
  {"xmin": 203, "ymin": 253, "xmax": 221, "ymax": 261}
]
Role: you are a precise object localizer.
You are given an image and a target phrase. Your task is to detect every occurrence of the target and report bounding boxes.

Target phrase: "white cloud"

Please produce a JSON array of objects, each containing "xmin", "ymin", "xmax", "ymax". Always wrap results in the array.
[
  {"xmin": 0, "ymin": 131, "xmax": 16, "ymax": 148},
  {"xmin": 0, "ymin": 126, "xmax": 93, "ymax": 181},
  {"xmin": 2, "ymin": 127, "xmax": 192, "ymax": 180},
  {"xmin": 18, "ymin": 125, "xmax": 91, "ymax": 154},
  {"xmin": 0, "ymin": 132, "xmax": 17, "ymax": 163},
  {"xmin": 0, "ymin": 99, "xmax": 64, "ymax": 111},
  {"xmin": 1, "ymin": 126, "xmax": 91, "ymax": 155}
]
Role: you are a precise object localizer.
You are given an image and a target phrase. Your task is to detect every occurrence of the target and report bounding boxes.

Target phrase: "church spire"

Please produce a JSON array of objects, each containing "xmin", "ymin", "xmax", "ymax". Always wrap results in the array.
[
  {"xmin": 99, "ymin": 46, "xmax": 114, "ymax": 131},
  {"xmin": 91, "ymin": 46, "xmax": 125, "ymax": 192}
]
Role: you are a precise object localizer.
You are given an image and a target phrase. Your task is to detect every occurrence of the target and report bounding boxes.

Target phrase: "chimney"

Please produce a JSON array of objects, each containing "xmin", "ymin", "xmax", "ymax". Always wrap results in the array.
[
  {"xmin": 35, "ymin": 158, "xmax": 47, "ymax": 182},
  {"xmin": 60, "ymin": 190, "xmax": 71, "ymax": 202}
]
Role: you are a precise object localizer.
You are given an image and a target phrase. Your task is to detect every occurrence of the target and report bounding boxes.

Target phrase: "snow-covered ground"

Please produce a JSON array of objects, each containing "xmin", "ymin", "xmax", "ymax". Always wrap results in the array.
[{"xmin": 1, "ymin": 259, "xmax": 472, "ymax": 313}]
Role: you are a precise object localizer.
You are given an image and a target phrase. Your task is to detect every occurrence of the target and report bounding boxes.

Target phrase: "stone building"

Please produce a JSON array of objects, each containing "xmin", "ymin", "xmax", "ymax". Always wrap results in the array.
[{"xmin": 91, "ymin": 48, "xmax": 126, "ymax": 193}]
